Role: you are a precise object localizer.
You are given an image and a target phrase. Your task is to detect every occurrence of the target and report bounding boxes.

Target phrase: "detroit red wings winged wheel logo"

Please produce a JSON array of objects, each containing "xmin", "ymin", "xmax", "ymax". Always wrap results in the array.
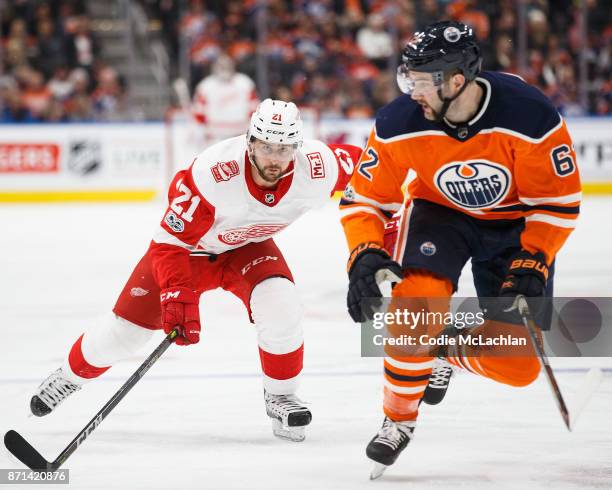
[{"xmin": 218, "ymin": 223, "xmax": 288, "ymax": 245}]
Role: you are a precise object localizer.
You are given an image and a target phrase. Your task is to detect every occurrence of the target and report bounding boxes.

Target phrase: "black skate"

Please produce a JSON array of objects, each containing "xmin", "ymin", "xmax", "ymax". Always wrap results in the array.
[
  {"xmin": 30, "ymin": 368, "xmax": 82, "ymax": 417},
  {"xmin": 422, "ymin": 358, "xmax": 453, "ymax": 405},
  {"xmin": 366, "ymin": 416, "xmax": 415, "ymax": 479},
  {"xmin": 264, "ymin": 390, "xmax": 312, "ymax": 442}
]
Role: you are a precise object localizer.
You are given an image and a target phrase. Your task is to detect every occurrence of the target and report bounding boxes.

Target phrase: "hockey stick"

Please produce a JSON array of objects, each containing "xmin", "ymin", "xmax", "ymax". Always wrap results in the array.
[
  {"xmin": 4, "ymin": 329, "xmax": 179, "ymax": 471},
  {"xmin": 515, "ymin": 295, "xmax": 571, "ymax": 431}
]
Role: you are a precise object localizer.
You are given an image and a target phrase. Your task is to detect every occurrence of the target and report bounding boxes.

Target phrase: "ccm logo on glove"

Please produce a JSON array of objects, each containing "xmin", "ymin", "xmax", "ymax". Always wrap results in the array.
[{"xmin": 160, "ymin": 287, "xmax": 201, "ymax": 345}]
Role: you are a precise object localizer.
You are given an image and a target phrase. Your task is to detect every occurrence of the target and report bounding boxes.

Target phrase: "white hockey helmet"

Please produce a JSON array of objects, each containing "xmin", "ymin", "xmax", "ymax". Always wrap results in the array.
[{"xmin": 247, "ymin": 99, "xmax": 303, "ymax": 147}]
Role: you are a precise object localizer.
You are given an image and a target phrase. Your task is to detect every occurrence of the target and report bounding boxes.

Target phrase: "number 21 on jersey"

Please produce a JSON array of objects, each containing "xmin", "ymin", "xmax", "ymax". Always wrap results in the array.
[{"xmin": 170, "ymin": 179, "xmax": 201, "ymax": 223}]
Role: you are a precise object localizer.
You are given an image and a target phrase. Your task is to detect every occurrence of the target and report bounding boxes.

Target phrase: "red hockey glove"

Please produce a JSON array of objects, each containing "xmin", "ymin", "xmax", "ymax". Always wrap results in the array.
[{"xmin": 160, "ymin": 287, "xmax": 201, "ymax": 345}]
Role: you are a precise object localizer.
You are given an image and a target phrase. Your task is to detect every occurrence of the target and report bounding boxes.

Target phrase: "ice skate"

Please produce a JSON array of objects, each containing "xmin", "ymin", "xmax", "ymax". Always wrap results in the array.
[
  {"xmin": 366, "ymin": 417, "xmax": 415, "ymax": 479},
  {"xmin": 30, "ymin": 367, "xmax": 82, "ymax": 417},
  {"xmin": 422, "ymin": 358, "xmax": 454, "ymax": 405},
  {"xmin": 264, "ymin": 390, "xmax": 312, "ymax": 442}
]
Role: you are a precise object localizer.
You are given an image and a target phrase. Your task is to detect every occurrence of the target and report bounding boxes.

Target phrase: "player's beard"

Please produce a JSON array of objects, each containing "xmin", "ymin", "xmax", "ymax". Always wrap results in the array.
[
  {"xmin": 259, "ymin": 164, "xmax": 283, "ymax": 183},
  {"xmin": 419, "ymin": 100, "xmax": 441, "ymax": 121},
  {"xmin": 250, "ymin": 156, "xmax": 286, "ymax": 184}
]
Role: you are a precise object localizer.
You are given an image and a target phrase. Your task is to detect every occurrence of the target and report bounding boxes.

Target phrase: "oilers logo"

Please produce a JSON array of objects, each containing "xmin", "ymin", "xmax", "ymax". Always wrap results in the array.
[
  {"xmin": 420, "ymin": 241, "xmax": 437, "ymax": 256},
  {"xmin": 434, "ymin": 160, "xmax": 511, "ymax": 209}
]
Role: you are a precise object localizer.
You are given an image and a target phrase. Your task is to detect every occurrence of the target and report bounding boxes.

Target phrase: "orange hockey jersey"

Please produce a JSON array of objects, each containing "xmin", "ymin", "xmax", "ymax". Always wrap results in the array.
[{"xmin": 340, "ymin": 71, "xmax": 581, "ymax": 265}]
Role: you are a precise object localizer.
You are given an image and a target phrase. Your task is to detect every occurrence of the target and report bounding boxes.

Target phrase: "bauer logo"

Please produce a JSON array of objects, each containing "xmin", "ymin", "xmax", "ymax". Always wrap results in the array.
[
  {"xmin": 164, "ymin": 210, "xmax": 185, "ymax": 233},
  {"xmin": 434, "ymin": 160, "xmax": 511, "ymax": 209},
  {"xmin": 211, "ymin": 160, "xmax": 239, "ymax": 182}
]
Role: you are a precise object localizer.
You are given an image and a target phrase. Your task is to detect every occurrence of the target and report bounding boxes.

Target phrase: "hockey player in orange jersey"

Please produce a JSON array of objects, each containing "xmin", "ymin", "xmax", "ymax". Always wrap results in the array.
[{"xmin": 339, "ymin": 21, "xmax": 581, "ymax": 477}]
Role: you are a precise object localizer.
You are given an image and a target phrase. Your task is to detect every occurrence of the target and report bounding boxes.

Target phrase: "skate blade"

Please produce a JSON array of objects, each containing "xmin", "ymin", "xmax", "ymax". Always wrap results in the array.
[
  {"xmin": 370, "ymin": 462, "xmax": 388, "ymax": 480},
  {"xmin": 271, "ymin": 419, "xmax": 305, "ymax": 442}
]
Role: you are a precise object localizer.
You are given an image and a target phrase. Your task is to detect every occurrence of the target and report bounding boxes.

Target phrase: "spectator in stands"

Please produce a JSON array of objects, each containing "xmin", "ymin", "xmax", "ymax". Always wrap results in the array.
[
  {"xmin": 5, "ymin": 18, "xmax": 33, "ymax": 70},
  {"xmin": 356, "ymin": 13, "xmax": 393, "ymax": 70},
  {"xmin": 48, "ymin": 65, "xmax": 74, "ymax": 102},
  {"xmin": 1, "ymin": 0, "xmax": 610, "ymax": 122},
  {"xmin": 65, "ymin": 15, "xmax": 99, "ymax": 74},
  {"xmin": 35, "ymin": 17, "xmax": 67, "ymax": 79},
  {"xmin": 65, "ymin": 67, "xmax": 94, "ymax": 121},
  {"xmin": 91, "ymin": 64, "xmax": 128, "ymax": 121},
  {"xmin": 21, "ymin": 69, "xmax": 52, "ymax": 119},
  {"xmin": 0, "ymin": 84, "xmax": 37, "ymax": 123}
]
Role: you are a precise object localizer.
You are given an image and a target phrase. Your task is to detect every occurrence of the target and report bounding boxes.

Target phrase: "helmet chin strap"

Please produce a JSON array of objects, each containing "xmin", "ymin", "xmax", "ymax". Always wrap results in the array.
[{"xmin": 432, "ymin": 79, "xmax": 469, "ymax": 123}]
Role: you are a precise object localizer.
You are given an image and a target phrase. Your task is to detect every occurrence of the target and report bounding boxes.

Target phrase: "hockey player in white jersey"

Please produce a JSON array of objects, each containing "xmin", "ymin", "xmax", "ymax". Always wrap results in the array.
[{"xmin": 30, "ymin": 99, "xmax": 360, "ymax": 442}]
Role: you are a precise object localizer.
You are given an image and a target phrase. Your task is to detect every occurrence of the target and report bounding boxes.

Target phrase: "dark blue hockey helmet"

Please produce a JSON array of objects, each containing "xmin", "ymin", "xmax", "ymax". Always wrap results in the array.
[{"xmin": 400, "ymin": 21, "xmax": 482, "ymax": 82}]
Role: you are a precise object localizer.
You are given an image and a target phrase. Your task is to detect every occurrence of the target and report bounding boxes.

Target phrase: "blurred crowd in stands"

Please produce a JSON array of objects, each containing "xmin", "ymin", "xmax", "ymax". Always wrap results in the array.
[
  {"xmin": 0, "ymin": 0, "xmax": 127, "ymax": 122},
  {"xmin": 1, "ymin": 0, "xmax": 610, "ymax": 123},
  {"xmin": 150, "ymin": 0, "xmax": 612, "ymax": 118}
]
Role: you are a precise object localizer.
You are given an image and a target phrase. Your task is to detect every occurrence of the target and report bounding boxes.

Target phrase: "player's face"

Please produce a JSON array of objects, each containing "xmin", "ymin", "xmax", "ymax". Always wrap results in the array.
[
  {"xmin": 250, "ymin": 140, "xmax": 295, "ymax": 183},
  {"xmin": 406, "ymin": 71, "xmax": 445, "ymax": 120}
]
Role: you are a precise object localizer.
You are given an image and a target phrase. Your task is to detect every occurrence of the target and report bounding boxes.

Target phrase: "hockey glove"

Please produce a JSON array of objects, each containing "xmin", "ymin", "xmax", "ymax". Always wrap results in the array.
[
  {"xmin": 160, "ymin": 287, "xmax": 201, "ymax": 345},
  {"xmin": 347, "ymin": 243, "xmax": 403, "ymax": 323},
  {"xmin": 499, "ymin": 249, "xmax": 548, "ymax": 313}
]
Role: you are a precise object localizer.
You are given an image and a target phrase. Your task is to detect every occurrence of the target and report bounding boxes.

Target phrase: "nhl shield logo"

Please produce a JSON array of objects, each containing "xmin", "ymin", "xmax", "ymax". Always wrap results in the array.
[
  {"xmin": 434, "ymin": 160, "xmax": 511, "ymax": 210},
  {"xmin": 68, "ymin": 140, "xmax": 101, "ymax": 175}
]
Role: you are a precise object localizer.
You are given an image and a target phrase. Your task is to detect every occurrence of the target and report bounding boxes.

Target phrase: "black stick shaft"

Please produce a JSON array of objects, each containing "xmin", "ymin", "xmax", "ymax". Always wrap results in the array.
[
  {"xmin": 516, "ymin": 296, "xmax": 571, "ymax": 431},
  {"xmin": 50, "ymin": 329, "xmax": 178, "ymax": 468}
]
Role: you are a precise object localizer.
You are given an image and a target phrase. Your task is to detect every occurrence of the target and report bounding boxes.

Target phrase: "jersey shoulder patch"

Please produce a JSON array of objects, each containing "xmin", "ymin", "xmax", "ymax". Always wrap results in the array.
[
  {"xmin": 190, "ymin": 136, "xmax": 247, "ymax": 200},
  {"xmin": 298, "ymin": 139, "xmax": 339, "ymax": 188}
]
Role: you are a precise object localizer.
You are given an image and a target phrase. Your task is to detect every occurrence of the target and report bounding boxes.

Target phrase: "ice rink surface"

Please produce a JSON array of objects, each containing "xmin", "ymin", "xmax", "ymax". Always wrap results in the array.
[{"xmin": 1, "ymin": 197, "xmax": 611, "ymax": 490}]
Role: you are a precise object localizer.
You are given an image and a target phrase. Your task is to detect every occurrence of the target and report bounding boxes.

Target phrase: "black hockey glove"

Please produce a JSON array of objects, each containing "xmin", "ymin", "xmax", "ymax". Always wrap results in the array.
[
  {"xmin": 347, "ymin": 243, "xmax": 403, "ymax": 323},
  {"xmin": 499, "ymin": 249, "xmax": 549, "ymax": 305}
]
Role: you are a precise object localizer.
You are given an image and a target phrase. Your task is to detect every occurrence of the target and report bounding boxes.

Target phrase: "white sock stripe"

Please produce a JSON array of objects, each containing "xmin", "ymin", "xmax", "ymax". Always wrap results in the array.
[
  {"xmin": 263, "ymin": 374, "xmax": 300, "ymax": 395},
  {"xmin": 383, "ymin": 378, "xmax": 427, "ymax": 395},
  {"xmin": 384, "ymin": 356, "xmax": 434, "ymax": 371}
]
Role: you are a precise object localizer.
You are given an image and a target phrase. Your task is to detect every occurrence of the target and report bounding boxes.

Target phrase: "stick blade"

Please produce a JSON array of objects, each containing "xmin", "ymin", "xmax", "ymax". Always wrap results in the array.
[{"xmin": 4, "ymin": 430, "xmax": 51, "ymax": 470}]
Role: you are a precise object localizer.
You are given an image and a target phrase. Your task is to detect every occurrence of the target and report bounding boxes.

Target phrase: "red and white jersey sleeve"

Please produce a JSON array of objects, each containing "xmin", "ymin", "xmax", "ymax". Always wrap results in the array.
[
  {"xmin": 150, "ymin": 166, "xmax": 216, "ymax": 289},
  {"xmin": 327, "ymin": 143, "xmax": 362, "ymax": 194}
]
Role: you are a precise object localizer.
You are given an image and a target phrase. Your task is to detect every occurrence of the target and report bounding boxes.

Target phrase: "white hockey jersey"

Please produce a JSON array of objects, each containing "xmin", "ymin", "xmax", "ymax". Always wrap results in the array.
[
  {"xmin": 192, "ymin": 73, "xmax": 259, "ymax": 129},
  {"xmin": 150, "ymin": 135, "xmax": 361, "ymax": 288}
]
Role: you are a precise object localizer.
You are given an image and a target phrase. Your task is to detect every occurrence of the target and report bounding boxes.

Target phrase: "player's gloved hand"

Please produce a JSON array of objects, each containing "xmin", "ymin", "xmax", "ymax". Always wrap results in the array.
[
  {"xmin": 499, "ymin": 250, "xmax": 549, "ymax": 310},
  {"xmin": 347, "ymin": 243, "xmax": 403, "ymax": 323},
  {"xmin": 160, "ymin": 287, "xmax": 201, "ymax": 345}
]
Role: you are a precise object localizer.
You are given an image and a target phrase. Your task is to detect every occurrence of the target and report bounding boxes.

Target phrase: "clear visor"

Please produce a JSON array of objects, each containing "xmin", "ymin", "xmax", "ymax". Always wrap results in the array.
[
  {"xmin": 396, "ymin": 65, "xmax": 443, "ymax": 96},
  {"xmin": 251, "ymin": 140, "xmax": 296, "ymax": 162}
]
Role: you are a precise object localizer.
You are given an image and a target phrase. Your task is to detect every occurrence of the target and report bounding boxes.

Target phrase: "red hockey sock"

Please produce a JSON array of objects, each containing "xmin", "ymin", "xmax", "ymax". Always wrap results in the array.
[
  {"xmin": 68, "ymin": 334, "xmax": 111, "ymax": 379},
  {"xmin": 258, "ymin": 344, "xmax": 303, "ymax": 380}
]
